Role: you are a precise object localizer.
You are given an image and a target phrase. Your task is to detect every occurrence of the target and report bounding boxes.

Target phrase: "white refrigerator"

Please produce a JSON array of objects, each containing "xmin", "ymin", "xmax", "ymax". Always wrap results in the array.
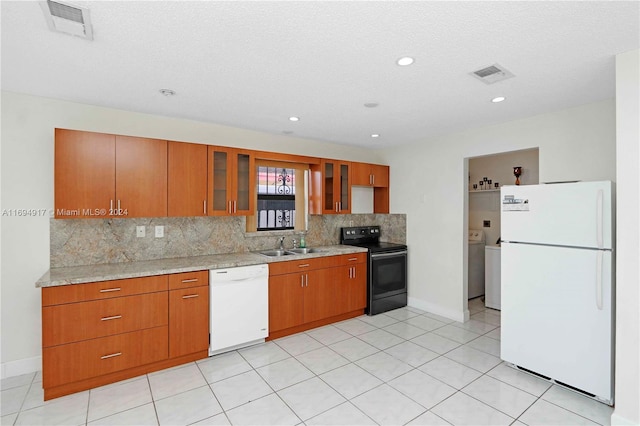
[{"xmin": 501, "ymin": 181, "xmax": 614, "ymax": 405}]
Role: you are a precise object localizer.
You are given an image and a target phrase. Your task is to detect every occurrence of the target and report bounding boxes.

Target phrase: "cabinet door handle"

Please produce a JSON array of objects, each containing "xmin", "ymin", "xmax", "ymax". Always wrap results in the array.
[
  {"xmin": 348, "ymin": 267, "xmax": 352, "ymax": 279},
  {"xmin": 305, "ymin": 274, "xmax": 309, "ymax": 287},
  {"xmin": 203, "ymin": 200, "xmax": 207, "ymax": 215},
  {"xmin": 110, "ymin": 199, "xmax": 114, "ymax": 212},
  {"xmin": 117, "ymin": 199, "xmax": 121, "ymax": 210},
  {"xmin": 301, "ymin": 275, "xmax": 304, "ymax": 287},
  {"xmin": 370, "ymin": 174, "xmax": 373, "ymax": 186},
  {"xmin": 372, "ymin": 174, "xmax": 375, "ymax": 186},
  {"xmin": 101, "ymin": 352, "xmax": 122, "ymax": 360},
  {"xmin": 228, "ymin": 201, "xmax": 232, "ymax": 214},
  {"xmin": 298, "ymin": 264, "xmax": 310, "ymax": 268},
  {"xmin": 233, "ymin": 200, "xmax": 237, "ymax": 213},
  {"xmin": 352, "ymin": 267, "xmax": 356, "ymax": 279},
  {"xmin": 99, "ymin": 287, "xmax": 121, "ymax": 293},
  {"xmin": 100, "ymin": 315, "xmax": 122, "ymax": 321},
  {"xmin": 182, "ymin": 294, "xmax": 199, "ymax": 299},
  {"xmin": 181, "ymin": 278, "xmax": 199, "ymax": 283}
]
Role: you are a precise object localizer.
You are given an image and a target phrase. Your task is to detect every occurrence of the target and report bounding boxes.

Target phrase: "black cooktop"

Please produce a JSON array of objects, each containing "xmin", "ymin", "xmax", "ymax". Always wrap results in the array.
[{"xmin": 340, "ymin": 226, "xmax": 407, "ymax": 253}]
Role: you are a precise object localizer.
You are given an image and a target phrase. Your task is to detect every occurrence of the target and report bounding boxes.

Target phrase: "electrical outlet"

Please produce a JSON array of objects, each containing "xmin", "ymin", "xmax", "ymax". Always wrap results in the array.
[
  {"xmin": 483, "ymin": 220, "xmax": 491, "ymax": 228},
  {"xmin": 155, "ymin": 225, "xmax": 164, "ymax": 238},
  {"xmin": 136, "ymin": 226, "xmax": 145, "ymax": 238}
]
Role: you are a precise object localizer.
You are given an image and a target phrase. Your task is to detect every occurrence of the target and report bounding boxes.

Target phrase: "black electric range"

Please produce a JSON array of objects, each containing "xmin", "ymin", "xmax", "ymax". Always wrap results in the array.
[{"xmin": 340, "ymin": 226, "xmax": 408, "ymax": 315}]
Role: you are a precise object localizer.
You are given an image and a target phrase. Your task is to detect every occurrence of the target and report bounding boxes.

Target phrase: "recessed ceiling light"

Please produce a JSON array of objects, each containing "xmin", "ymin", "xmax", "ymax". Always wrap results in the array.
[
  {"xmin": 364, "ymin": 102, "xmax": 379, "ymax": 108},
  {"xmin": 159, "ymin": 89, "xmax": 176, "ymax": 97},
  {"xmin": 289, "ymin": 116, "xmax": 300, "ymax": 122},
  {"xmin": 396, "ymin": 56, "xmax": 414, "ymax": 66},
  {"xmin": 492, "ymin": 96, "xmax": 506, "ymax": 103},
  {"xmin": 371, "ymin": 134, "xmax": 380, "ymax": 138}
]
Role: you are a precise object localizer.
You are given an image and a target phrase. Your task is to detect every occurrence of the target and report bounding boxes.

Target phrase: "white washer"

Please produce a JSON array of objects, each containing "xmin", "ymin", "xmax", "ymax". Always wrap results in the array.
[
  {"xmin": 485, "ymin": 245, "xmax": 501, "ymax": 310},
  {"xmin": 468, "ymin": 229, "xmax": 485, "ymax": 299}
]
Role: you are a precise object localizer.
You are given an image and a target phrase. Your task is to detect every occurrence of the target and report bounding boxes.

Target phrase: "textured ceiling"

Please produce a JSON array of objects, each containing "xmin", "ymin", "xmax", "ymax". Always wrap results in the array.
[{"xmin": 2, "ymin": 1, "xmax": 639, "ymax": 148}]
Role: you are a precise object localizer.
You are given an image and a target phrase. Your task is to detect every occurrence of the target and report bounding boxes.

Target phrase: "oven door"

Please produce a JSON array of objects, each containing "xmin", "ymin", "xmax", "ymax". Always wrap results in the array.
[{"xmin": 369, "ymin": 250, "xmax": 407, "ymax": 300}]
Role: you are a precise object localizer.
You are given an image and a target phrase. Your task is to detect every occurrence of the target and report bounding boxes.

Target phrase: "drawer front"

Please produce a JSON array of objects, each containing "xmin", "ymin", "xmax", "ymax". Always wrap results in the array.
[
  {"xmin": 42, "ymin": 292, "xmax": 168, "ymax": 347},
  {"xmin": 42, "ymin": 275, "xmax": 169, "ymax": 306},
  {"xmin": 335, "ymin": 253, "xmax": 367, "ymax": 266},
  {"xmin": 168, "ymin": 270, "xmax": 209, "ymax": 290},
  {"xmin": 43, "ymin": 326, "xmax": 168, "ymax": 389},
  {"xmin": 268, "ymin": 257, "xmax": 334, "ymax": 276}
]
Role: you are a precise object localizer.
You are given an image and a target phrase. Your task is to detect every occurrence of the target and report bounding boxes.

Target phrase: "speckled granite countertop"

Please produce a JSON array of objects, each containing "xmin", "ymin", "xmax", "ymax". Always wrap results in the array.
[{"xmin": 36, "ymin": 245, "xmax": 368, "ymax": 288}]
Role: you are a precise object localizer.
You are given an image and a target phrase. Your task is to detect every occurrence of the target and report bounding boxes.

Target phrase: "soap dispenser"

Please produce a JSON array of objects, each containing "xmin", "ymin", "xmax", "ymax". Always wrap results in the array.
[{"xmin": 299, "ymin": 232, "xmax": 307, "ymax": 248}]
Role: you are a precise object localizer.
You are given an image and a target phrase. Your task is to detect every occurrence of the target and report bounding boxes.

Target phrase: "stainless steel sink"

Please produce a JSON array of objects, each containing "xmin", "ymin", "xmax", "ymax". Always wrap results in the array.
[
  {"xmin": 286, "ymin": 248, "xmax": 324, "ymax": 255},
  {"xmin": 259, "ymin": 250, "xmax": 293, "ymax": 257}
]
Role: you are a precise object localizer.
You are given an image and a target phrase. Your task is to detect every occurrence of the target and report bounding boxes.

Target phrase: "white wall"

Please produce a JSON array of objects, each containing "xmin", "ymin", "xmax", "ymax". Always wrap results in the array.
[
  {"xmin": 612, "ymin": 49, "xmax": 639, "ymax": 426},
  {"xmin": 380, "ymin": 99, "xmax": 616, "ymax": 321},
  {"xmin": 0, "ymin": 91, "xmax": 383, "ymax": 377}
]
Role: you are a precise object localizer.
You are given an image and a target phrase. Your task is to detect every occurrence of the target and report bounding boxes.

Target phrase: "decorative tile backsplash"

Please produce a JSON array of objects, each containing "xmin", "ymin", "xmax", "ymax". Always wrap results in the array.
[{"xmin": 50, "ymin": 214, "xmax": 406, "ymax": 267}]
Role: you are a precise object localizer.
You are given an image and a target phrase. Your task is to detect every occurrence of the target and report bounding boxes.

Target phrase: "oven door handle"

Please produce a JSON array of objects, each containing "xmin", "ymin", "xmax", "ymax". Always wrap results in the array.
[{"xmin": 370, "ymin": 250, "xmax": 407, "ymax": 259}]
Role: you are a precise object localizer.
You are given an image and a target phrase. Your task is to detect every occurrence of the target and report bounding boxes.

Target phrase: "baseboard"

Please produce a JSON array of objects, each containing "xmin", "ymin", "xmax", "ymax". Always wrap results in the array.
[
  {"xmin": 407, "ymin": 297, "xmax": 466, "ymax": 322},
  {"xmin": 1, "ymin": 356, "xmax": 42, "ymax": 379},
  {"xmin": 610, "ymin": 412, "xmax": 639, "ymax": 426}
]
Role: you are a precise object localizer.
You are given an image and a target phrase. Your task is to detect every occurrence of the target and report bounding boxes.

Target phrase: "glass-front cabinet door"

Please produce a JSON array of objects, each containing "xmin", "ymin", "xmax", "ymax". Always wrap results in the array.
[
  {"xmin": 320, "ymin": 160, "xmax": 350, "ymax": 214},
  {"xmin": 233, "ymin": 151, "xmax": 254, "ymax": 215},
  {"xmin": 208, "ymin": 146, "xmax": 254, "ymax": 216},
  {"xmin": 339, "ymin": 163, "xmax": 350, "ymax": 213},
  {"xmin": 323, "ymin": 162, "xmax": 335, "ymax": 212}
]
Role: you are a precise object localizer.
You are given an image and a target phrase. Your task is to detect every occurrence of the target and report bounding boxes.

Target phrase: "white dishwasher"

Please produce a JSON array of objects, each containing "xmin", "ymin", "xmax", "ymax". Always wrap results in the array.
[{"xmin": 209, "ymin": 264, "xmax": 269, "ymax": 356}]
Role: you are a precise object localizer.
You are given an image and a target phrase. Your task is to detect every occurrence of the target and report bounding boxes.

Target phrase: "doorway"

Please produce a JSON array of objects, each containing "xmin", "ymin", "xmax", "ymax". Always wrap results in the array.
[{"xmin": 465, "ymin": 148, "xmax": 539, "ymax": 317}]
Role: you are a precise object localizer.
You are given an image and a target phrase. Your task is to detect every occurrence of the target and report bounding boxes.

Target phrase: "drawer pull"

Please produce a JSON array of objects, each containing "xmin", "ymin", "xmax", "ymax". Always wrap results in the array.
[
  {"xmin": 181, "ymin": 278, "xmax": 199, "ymax": 283},
  {"xmin": 298, "ymin": 264, "xmax": 310, "ymax": 268},
  {"xmin": 348, "ymin": 257, "xmax": 358, "ymax": 261},
  {"xmin": 100, "ymin": 315, "xmax": 122, "ymax": 321},
  {"xmin": 182, "ymin": 294, "xmax": 199, "ymax": 299},
  {"xmin": 99, "ymin": 288, "xmax": 121, "ymax": 293},
  {"xmin": 101, "ymin": 352, "xmax": 122, "ymax": 360}
]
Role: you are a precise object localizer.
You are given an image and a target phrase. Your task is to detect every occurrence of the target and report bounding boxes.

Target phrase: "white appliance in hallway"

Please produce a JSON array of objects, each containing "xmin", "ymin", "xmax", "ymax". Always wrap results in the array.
[
  {"xmin": 501, "ymin": 181, "xmax": 614, "ymax": 405},
  {"xmin": 485, "ymin": 245, "xmax": 501, "ymax": 310},
  {"xmin": 209, "ymin": 264, "xmax": 269, "ymax": 356},
  {"xmin": 468, "ymin": 229, "xmax": 485, "ymax": 299}
]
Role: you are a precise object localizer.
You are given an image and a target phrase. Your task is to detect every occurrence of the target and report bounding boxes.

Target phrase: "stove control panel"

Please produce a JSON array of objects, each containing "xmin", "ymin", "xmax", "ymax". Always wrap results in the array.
[{"xmin": 341, "ymin": 226, "xmax": 381, "ymax": 242}]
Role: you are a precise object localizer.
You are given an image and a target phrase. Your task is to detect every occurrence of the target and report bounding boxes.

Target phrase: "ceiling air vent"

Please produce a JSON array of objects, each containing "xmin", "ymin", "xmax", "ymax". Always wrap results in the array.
[
  {"xmin": 470, "ymin": 63, "xmax": 514, "ymax": 85},
  {"xmin": 40, "ymin": 0, "xmax": 93, "ymax": 40}
]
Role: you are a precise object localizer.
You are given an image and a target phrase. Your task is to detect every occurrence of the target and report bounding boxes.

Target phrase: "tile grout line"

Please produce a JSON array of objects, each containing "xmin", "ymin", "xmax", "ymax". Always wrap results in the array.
[{"xmin": 15, "ymin": 306, "xmax": 610, "ymax": 426}]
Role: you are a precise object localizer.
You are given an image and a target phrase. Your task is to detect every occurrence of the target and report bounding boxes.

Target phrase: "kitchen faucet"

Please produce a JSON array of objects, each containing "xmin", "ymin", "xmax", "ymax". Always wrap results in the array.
[{"xmin": 278, "ymin": 236, "xmax": 285, "ymax": 250}]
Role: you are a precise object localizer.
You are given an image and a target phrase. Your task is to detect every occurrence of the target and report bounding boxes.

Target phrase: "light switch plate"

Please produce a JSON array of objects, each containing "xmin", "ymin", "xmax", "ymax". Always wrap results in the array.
[
  {"xmin": 136, "ymin": 226, "xmax": 145, "ymax": 238},
  {"xmin": 155, "ymin": 225, "xmax": 164, "ymax": 238}
]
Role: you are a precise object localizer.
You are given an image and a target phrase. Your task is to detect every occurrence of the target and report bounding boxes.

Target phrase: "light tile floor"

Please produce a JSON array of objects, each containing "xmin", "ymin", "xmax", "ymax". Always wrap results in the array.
[{"xmin": 1, "ymin": 298, "xmax": 613, "ymax": 425}]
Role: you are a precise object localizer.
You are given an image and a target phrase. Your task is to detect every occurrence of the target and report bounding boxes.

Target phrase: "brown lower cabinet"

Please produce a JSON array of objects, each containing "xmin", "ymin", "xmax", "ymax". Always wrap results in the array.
[
  {"xmin": 268, "ymin": 253, "xmax": 367, "ymax": 339},
  {"xmin": 41, "ymin": 272, "xmax": 209, "ymax": 400},
  {"xmin": 169, "ymin": 285, "xmax": 209, "ymax": 358},
  {"xmin": 41, "ymin": 254, "xmax": 367, "ymax": 399}
]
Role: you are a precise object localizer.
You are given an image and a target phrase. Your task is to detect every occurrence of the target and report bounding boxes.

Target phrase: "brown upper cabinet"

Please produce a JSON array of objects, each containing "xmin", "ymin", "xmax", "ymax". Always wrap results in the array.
[
  {"xmin": 352, "ymin": 162, "xmax": 389, "ymax": 188},
  {"xmin": 55, "ymin": 129, "xmax": 115, "ymax": 218},
  {"xmin": 168, "ymin": 142, "xmax": 208, "ymax": 217},
  {"xmin": 55, "ymin": 129, "xmax": 167, "ymax": 218},
  {"xmin": 311, "ymin": 160, "xmax": 351, "ymax": 214},
  {"xmin": 207, "ymin": 146, "xmax": 255, "ymax": 216},
  {"xmin": 55, "ymin": 129, "xmax": 390, "ymax": 219}
]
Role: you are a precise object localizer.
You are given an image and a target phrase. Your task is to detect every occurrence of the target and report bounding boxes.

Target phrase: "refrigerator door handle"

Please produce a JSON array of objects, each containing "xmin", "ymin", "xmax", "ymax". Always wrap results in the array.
[
  {"xmin": 596, "ymin": 250, "xmax": 603, "ymax": 310},
  {"xmin": 596, "ymin": 189, "xmax": 604, "ymax": 249}
]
